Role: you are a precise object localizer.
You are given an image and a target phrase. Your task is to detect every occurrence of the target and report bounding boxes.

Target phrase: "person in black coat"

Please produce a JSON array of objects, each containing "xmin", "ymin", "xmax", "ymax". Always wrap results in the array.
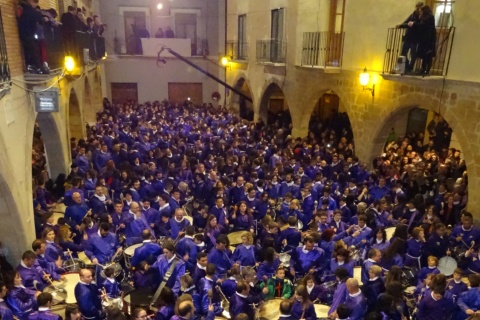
[
  {"xmin": 397, "ymin": 2, "xmax": 423, "ymax": 72},
  {"xmin": 410, "ymin": 5, "xmax": 437, "ymax": 75},
  {"xmin": 18, "ymin": 0, "xmax": 43, "ymax": 73}
]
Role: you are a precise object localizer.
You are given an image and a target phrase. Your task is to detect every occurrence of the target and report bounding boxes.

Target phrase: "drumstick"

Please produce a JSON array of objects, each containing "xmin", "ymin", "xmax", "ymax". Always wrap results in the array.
[
  {"xmin": 102, "ymin": 288, "xmax": 111, "ymax": 307},
  {"xmin": 67, "ymin": 249, "xmax": 75, "ymax": 265},
  {"xmin": 42, "ymin": 271, "xmax": 60, "ymax": 290}
]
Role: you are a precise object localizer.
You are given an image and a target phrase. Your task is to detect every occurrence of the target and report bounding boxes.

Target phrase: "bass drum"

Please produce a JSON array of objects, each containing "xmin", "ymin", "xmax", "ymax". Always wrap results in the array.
[
  {"xmin": 258, "ymin": 299, "xmax": 282, "ymax": 320},
  {"xmin": 438, "ymin": 256, "xmax": 457, "ymax": 276}
]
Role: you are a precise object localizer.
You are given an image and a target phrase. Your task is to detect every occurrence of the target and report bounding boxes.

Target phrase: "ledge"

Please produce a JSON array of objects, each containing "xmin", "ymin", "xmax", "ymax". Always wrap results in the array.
[
  {"xmin": 23, "ymin": 68, "xmax": 63, "ymax": 82},
  {"xmin": 256, "ymin": 62, "xmax": 286, "ymax": 67},
  {"xmin": 232, "ymin": 59, "xmax": 249, "ymax": 64},
  {"xmin": 295, "ymin": 65, "xmax": 342, "ymax": 73},
  {"xmin": 381, "ymin": 73, "xmax": 445, "ymax": 83}
]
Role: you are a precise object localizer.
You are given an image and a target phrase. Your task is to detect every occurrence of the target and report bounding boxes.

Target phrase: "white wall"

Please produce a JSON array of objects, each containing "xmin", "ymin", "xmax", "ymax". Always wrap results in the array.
[{"xmin": 105, "ymin": 58, "xmax": 225, "ymax": 105}]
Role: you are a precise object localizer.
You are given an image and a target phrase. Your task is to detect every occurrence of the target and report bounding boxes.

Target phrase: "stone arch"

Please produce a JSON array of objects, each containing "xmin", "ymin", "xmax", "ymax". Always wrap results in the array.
[
  {"xmin": 305, "ymin": 90, "xmax": 354, "ymax": 142},
  {"xmin": 231, "ymin": 74, "xmax": 255, "ymax": 121},
  {"xmin": 93, "ymin": 70, "xmax": 103, "ymax": 116},
  {"xmin": 83, "ymin": 77, "xmax": 95, "ymax": 124},
  {"xmin": 68, "ymin": 88, "xmax": 84, "ymax": 149},
  {"xmin": 258, "ymin": 81, "xmax": 291, "ymax": 128},
  {"xmin": 34, "ymin": 113, "xmax": 68, "ymax": 181}
]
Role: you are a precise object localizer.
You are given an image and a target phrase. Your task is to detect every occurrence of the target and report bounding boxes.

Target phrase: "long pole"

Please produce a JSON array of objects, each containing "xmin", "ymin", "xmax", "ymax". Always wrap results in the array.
[{"xmin": 158, "ymin": 47, "xmax": 253, "ymax": 103}]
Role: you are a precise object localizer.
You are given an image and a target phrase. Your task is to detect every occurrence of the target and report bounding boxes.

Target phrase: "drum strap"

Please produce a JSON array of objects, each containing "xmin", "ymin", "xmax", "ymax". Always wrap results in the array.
[{"xmin": 151, "ymin": 258, "xmax": 179, "ymax": 304}]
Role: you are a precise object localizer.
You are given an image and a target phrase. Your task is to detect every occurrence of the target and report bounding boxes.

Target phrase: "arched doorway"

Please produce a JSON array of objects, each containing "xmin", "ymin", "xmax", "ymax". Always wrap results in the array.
[
  {"xmin": 371, "ymin": 106, "xmax": 467, "ymax": 210},
  {"xmin": 259, "ymin": 83, "xmax": 291, "ymax": 129},
  {"xmin": 33, "ymin": 113, "xmax": 67, "ymax": 182},
  {"xmin": 308, "ymin": 91, "xmax": 353, "ymax": 142},
  {"xmin": 83, "ymin": 78, "xmax": 95, "ymax": 124},
  {"xmin": 68, "ymin": 89, "xmax": 83, "ymax": 146},
  {"xmin": 232, "ymin": 78, "xmax": 254, "ymax": 120}
]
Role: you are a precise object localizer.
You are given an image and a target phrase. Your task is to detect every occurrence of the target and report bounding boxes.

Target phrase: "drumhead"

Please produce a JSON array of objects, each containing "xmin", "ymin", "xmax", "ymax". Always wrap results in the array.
[
  {"xmin": 438, "ymin": 256, "xmax": 457, "ymax": 276},
  {"xmin": 125, "ymin": 243, "xmax": 143, "ymax": 256},
  {"xmin": 314, "ymin": 304, "xmax": 330, "ymax": 318}
]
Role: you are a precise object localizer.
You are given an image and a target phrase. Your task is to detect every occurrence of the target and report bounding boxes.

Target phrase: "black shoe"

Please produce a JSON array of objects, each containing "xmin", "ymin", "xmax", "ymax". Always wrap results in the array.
[{"xmin": 26, "ymin": 65, "xmax": 38, "ymax": 73}]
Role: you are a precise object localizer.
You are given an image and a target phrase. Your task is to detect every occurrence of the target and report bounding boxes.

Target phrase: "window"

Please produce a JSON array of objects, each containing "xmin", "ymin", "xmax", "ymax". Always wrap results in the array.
[
  {"xmin": 271, "ymin": 8, "xmax": 285, "ymax": 41},
  {"xmin": 0, "ymin": 8, "xmax": 10, "ymax": 83},
  {"xmin": 329, "ymin": 0, "xmax": 346, "ymax": 34},
  {"xmin": 238, "ymin": 15, "xmax": 247, "ymax": 59}
]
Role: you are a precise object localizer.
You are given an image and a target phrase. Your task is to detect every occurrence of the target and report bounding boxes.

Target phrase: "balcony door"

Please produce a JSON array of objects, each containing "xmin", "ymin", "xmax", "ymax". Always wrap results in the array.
[
  {"xmin": 327, "ymin": 0, "xmax": 346, "ymax": 66},
  {"xmin": 270, "ymin": 8, "xmax": 285, "ymax": 62},
  {"xmin": 124, "ymin": 11, "xmax": 147, "ymax": 55}
]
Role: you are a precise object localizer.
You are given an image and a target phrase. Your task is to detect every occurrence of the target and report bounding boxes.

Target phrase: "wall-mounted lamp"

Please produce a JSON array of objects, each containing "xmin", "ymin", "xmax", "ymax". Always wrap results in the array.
[
  {"xmin": 359, "ymin": 67, "xmax": 375, "ymax": 97},
  {"xmin": 157, "ymin": 3, "xmax": 163, "ymax": 10},
  {"xmin": 64, "ymin": 55, "xmax": 75, "ymax": 73},
  {"xmin": 220, "ymin": 56, "xmax": 231, "ymax": 67}
]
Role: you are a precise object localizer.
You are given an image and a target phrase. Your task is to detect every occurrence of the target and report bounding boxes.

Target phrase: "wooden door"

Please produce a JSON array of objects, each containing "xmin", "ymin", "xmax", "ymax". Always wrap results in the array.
[
  {"xmin": 111, "ymin": 83, "xmax": 138, "ymax": 105},
  {"xmin": 168, "ymin": 83, "xmax": 203, "ymax": 104}
]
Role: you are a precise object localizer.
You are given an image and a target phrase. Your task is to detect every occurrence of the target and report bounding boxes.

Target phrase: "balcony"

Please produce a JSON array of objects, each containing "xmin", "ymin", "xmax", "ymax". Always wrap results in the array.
[
  {"xmin": 226, "ymin": 41, "xmax": 249, "ymax": 61},
  {"xmin": 301, "ymin": 31, "xmax": 345, "ymax": 69},
  {"xmin": 25, "ymin": 29, "xmax": 106, "ymax": 81},
  {"xmin": 256, "ymin": 40, "xmax": 286, "ymax": 64},
  {"xmin": 383, "ymin": 27, "xmax": 455, "ymax": 78}
]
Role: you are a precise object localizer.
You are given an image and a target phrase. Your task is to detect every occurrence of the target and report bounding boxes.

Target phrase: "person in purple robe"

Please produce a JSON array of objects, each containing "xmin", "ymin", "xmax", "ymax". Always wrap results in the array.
[
  {"xmin": 27, "ymin": 292, "xmax": 61, "ymax": 320},
  {"xmin": 231, "ymin": 233, "xmax": 256, "ymax": 268},
  {"xmin": 6, "ymin": 271, "xmax": 39, "ymax": 320},
  {"xmin": 369, "ymin": 227, "xmax": 390, "ymax": 252},
  {"xmin": 169, "ymin": 208, "xmax": 191, "ymax": 240},
  {"xmin": 290, "ymin": 236, "xmax": 325, "ymax": 278},
  {"xmin": 42, "ymin": 228, "xmax": 63, "ymax": 264},
  {"xmin": 328, "ymin": 267, "xmax": 350, "ymax": 316},
  {"xmin": 446, "ymin": 268, "xmax": 468, "ymax": 302},
  {"xmin": 405, "ymin": 227, "xmax": 426, "ymax": 268},
  {"xmin": 74, "ymin": 269, "xmax": 106, "ymax": 320},
  {"xmin": 125, "ymin": 202, "xmax": 152, "ymax": 246},
  {"xmin": 229, "ymin": 280, "xmax": 254, "ymax": 320},
  {"xmin": 230, "ymin": 202, "xmax": 254, "ymax": 233},
  {"xmin": 100, "ymin": 267, "xmax": 121, "ymax": 299},
  {"xmin": 363, "ymin": 265, "xmax": 386, "ymax": 313},
  {"xmin": 363, "ymin": 249, "xmax": 382, "ymax": 284},
  {"xmin": 207, "ymin": 235, "xmax": 236, "ymax": 278},
  {"xmin": 256, "ymin": 247, "xmax": 280, "ymax": 281},
  {"xmin": 417, "ymin": 285, "xmax": 454, "ymax": 320},
  {"xmin": 131, "ymin": 262, "xmax": 157, "ymax": 292},
  {"xmin": 204, "ymin": 215, "xmax": 225, "ymax": 251},
  {"xmin": 130, "ymin": 230, "xmax": 162, "ymax": 267},
  {"xmin": 151, "ymin": 242, "xmax": 186, "ymax": 296},
  {"xmin": 456, "ymin": 273, "xmax": 480, "ymax": 320},
  {"xmin": 16, "ymin": 251, "xmax": 48, "ymax": 292},
  {"xmin": 153, "ymin": 287, "xmax": 175, "ymax": 320},
  {"xmin": 418, "ymin": 256, "xmax": 440, "ymax": 285},
  {"xmin": 291, "ymin": 285, "xmax": 317, "ymax": 320}
]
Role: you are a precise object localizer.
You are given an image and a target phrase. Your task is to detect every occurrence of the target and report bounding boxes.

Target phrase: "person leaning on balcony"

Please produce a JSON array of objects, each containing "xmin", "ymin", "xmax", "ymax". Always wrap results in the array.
[
  {"xmin": 61, "ymin": 6, "xmax": 77, "ymax": 53},
  {"xmin": 408, "ymin": 5, "xmax": 436, "ymax": 76},
  {"xmin": 397, "ymin": 1, "xmax": 423, "ymax": 73},
  {"xmin": 18, "ymin": 0, "xmax": 44, "ymax": 74}
]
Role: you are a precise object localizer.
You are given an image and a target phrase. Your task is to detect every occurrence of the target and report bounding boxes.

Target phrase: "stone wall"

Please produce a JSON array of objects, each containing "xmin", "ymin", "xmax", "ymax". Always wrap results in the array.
[{"xmin": 227, "ymin": 65, "xmax": 480, "ymax": 213}]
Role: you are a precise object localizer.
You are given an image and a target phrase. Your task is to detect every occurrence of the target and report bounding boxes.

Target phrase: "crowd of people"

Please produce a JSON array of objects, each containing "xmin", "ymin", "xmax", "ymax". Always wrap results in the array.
[
  {"xmin": 17, "ymin": 0, "xmax": 106, "ymax": 74},
  {"xmin": 23, "ymin": 95, "xmax": 474, "ymax": 320}
]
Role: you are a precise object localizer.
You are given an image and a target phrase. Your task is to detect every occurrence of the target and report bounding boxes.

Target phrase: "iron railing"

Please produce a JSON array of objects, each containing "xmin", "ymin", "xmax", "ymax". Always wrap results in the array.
[
  {"xmin": 383, "ymin": 27, "xmax": 455, "ymax": 76},
  {"xmin": 256, "ymin": 40, "xmax": 286, "ymax": 63},
  {"xmin": 0, "ymin": 8, "xmax": 10, "ymax": 83},
  {"xmin": 301, "ymin": 31, "xmax": 345, "ymax": 68},
  {"xmin": 226, "ymin": 41, "xmax": 249, "ymax": 60}
]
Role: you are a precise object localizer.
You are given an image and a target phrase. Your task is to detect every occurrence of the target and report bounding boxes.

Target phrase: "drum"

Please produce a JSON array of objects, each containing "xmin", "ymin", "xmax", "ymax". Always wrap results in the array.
[
  {"xmin": 278, "ymin": 253, "xmax": 292, "ymax": 268},
  {"xmin": 315, "ymin": 304, "xmax": 330, "ymax": 318},
  {"xmin": 43, "ymin": 284, "xmax": 67, "ymax": 304},
  {"xmin": 100, "ymin": 262, "xmax": 125, "ymax": 283},
  {"xmin": 62, "ymin": 272, "xmax": 81, "ymax": 304},
  {"xmin": 353, "ymin": 266, "xmax": 363, "ymax": 286},
  {"xmin": 462, "ymin": 276, "xmax": 470, "ymax": 286},
  {"xmin": 229, "ymin": 246, "xmax": 236, "ymax": 253},
  {"xmin": 124, "ymin": 243, "xmax": 142, "ymax": 268},
  {"xmin": 385, "ymin": 227, "xmax": 396, "ymax": 241},
  {"xmin": 453, "ymin": 246, "xmax": 468, "ymax": 261},
  {"xmin": 183, "ymin": 202, "xmax": 194, "ymax": 216},
  {"xmin": 404, "ymin": 286, "xmax": 417, "ymax": 309},
  {"xmin": 438, "ymin": 256, "xmax": 458, "ymax": 276},
  {"xmin": 298, "ymin": 220, "xmax": 304, "ymax": 230},
  {"xmin": 104, "ymin": 297, "xmax": 123, "ymax": 309},
  {"xmin": 227, "ymin": 231, "xmax": 247, "ymax": 246},
  {"xmin": 63, "ymin": 258, "xmax": 86, "ymax": 272},
  {"xmin": 402, "ymin": 266, "xmax": 419, "ymax": 287},
  {"xmin": 319, "ymin": 281, "xmax": 337, "ymax": 305},
  {"xmin": 185, "ymin": 216, "xmax": 193, "ymax": 225},
  {"xmin": 259, "ymin": 298, "xmax": 282, "ymax": 319}
]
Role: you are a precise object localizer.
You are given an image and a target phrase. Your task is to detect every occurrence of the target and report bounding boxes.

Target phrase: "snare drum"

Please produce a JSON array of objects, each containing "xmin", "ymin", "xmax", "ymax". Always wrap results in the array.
[
  {"xmin": 315, "ymin": 304, "xmax": 330, "ymax": 318},
  {"xmin": 43, "ymin": 284, "xmax": 68, "ymax": 305},
  {"xmin": 63, "ymin": 258, "xmax": 86, "ymax": 272},
  {"xmin": 61, "ymin": 272, "xmax": 81, "ymax": 304},
  {"xmin": 124, "ymin": 243, "xmax": 142, "ymax": 269},
  {"xmin": 353, "ymin": 266, "xmax": 363, "ymax": 286},
  {"xmin": 259, "ymin": 298, "xmax": 282, "ymax": 319},
  {"xmin": 319, "ymin": 281, "xmax": 337, "ymax": 305},
  {"xmin": 438, "ymin": 256, "xmax": 457, "ymax": 276},
  {"xmin": 404, "ymin": 286, "xmax": 417, "ymax": 309},
  {"xmin": 227, "ymin": 231, "xmax": 247, "ymax": 246},
  {"xmin": 402, "ymin": 266, "xmax": 419, "ymax": 287},
  {"xmin": 385, "ymin": 227, "xmax": 396, "ymax": 241},
  {"xmin": 100, "ymin": 263, "xmax": 125, "ymax": 283}
]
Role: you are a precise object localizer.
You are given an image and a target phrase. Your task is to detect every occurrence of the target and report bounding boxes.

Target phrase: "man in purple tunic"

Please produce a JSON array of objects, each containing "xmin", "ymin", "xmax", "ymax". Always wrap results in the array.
[
  {"xmin": 417, "ymin": 285, "xmax": 454, "ymax": 320},
  {"xmin": 28, "ymin": 292, "xmax": 61, "ymax": 320}
]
